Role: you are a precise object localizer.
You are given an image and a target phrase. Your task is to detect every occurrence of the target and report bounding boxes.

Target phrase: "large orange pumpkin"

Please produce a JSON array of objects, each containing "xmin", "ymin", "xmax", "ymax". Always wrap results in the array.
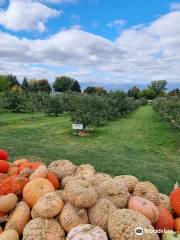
[
  {"xmin": 175, "ymin": 218, "xmax": 180, "ymax": 232},
  {"xmin": 0, "ymin": 175, "xmax": 28, "ymax": 196},
  {"xmin": 153, "ymin": 207, "xmax": 174, "ymax": 231},
  {"xmin": 128, "ymin": 196, "xmax": 159, "ymax": 224},
  {"xmin": 23, "ymin": 178, "xmax": 55, "ymax": 207},
  {"xmin": 170, "ymin": 187, "xmax": 180, "ymax": 215},
  {"xmin": 0, "ymin": 161, "xmax": 9, "ymax": 173},
  {"xmin": 47, "ymin": 172, "xmax": 60, "ymax": 190}
]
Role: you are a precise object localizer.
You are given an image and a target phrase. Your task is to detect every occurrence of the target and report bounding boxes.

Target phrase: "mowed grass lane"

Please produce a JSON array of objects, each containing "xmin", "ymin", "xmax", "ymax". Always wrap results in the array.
[{"xmin": 0, "ymin": 105, "xmax": 179, "ymax": 194}]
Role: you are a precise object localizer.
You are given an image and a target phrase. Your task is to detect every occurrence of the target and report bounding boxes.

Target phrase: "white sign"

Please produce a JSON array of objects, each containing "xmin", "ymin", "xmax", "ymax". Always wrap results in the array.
[{"xmin": 72, "ymin": 123, "xmax": 83, "ymax": 130}]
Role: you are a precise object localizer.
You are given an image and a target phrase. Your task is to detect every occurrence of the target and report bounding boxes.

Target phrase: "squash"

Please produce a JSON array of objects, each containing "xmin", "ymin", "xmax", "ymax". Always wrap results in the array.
[
  {"xmin": 170, "ymin": 186, "xmax": 180, "ymax": 215},
  {"xmin": 12, "ymin": 159, "xmax": 29, "ymax": 167},
  {"xmin": 18, "ymin": 162, "xmax": 32, "ymax": 172},
  {"xmin": 0, "ymin": 229, "xmax": 19, "ymax": 240},
  {"xmin": 0, "ymin": 161, "xmax": 9, "ymax": 174},
  {"xmin": 0, "ymin": 174, "xmax": 8, "ymax": 183},
  {"xmin": 175, "ymin": 218, "xmax": 180, "ymax": 232},
  {"xmin": 32, "ymin": 191, "xmax": 64, "ymax": 218},
  {"xmin": 128, "ymin": 196, "xmax": 159, "ymax": 224},
  {"xmin": 8, "ymin": 167, "xmax": 19, "ymax": 176},
  {"xmin": 0, "ymin": 193, "xmax": 18, "ymax": 212},
  {"xmin": 162, "ymin": 232, "xmax": 180, "ymax": 240},
  {"xmin": 5, "ymin": 201, "xmax": 30, "ymax": 235},
  {"xmin": 0, "ymin": 149, "xmax": 8, "ymax": 161},
  {"xmin": 23, "ymin": 178, "xmax": 55, "ymax": 207},
  {"xmin": 67, "ymin": 224, "xmax": 108, "ymax": 240},
  {"xmin": 23, "ymin": 217, "xmax": 65, "ymax": 240},
  {"xmin": 0, "ymin": 175, "xmax": 28, "ymax": 196},
  {"xmin": 47, "ymin": 172, "xmax": 60, "ymax": 189},
  {"xmin": 29, "ymin": 165, "xmax": 48, "ymax": 180},
  {"xmin": 153, "ymin": 207, "xmax": 174, "ymax": 231}
]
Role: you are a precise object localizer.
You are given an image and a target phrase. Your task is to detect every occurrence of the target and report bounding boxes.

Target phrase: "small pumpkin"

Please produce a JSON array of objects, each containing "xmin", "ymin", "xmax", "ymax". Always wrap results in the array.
[
  {"xmin": 12, "ymin": 159, "xmax": 29, "ymax": 167},
  {"xmin": 0, "ymin": 229, "xmax": 19, "ymax": 240},
  {"xmin": 0, "ymin": 175, "xmax": 28, "ymax": 196},
  {"xmin": 128, "ymin": 196, "xmax": 159, "ymax": 224},
  {"xmin": 47, "ymin": 172, "xmax": 60, "ymax": 189},
  {"xmin": 18, "ymin": 162, "xmax": 32, "ymax": 172},
  {"xmin": 5, "ymin": 201, "xmax": 30, "ymax": 235},
  {"xmin": 66, "ymin": 224, "xmax": 108, "ymax": 240},
  {"xmin": 0, "ymin": 161, "xmax": 9, "ymax": 174},
  {"xmin": 29, "ymin": 165, "xmax": 48, "ymax": 180},
  {"xmin": 23, "ymin": 178, "xmax": 55, "ymax": 207},
  {"xmin": 0, "ymin": 193, "xmax": 18, "ymax": 212},
  {"xmin": 153, "ymin": 207, "xmax": 174, "ymax": 231},
  {"xmin": 8, "ymin": 167, "xmax": 19, "ymax": 176},
  {"xmin": 174, "ymin": 218, "xmax": 180, "ymax": 232},
  {"xmin": 0, "ymin": 149, "xmax": 8, "ymax": 161},
  {"xmin": 170, "ymin": 186, "xmax": 180, "ymax": 215}
]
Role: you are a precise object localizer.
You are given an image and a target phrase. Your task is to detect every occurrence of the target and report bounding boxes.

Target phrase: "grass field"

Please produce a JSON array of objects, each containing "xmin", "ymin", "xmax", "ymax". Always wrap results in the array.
[{"xmin": 0, "ymin": 105, "xmax": 179, "ymax": 194}]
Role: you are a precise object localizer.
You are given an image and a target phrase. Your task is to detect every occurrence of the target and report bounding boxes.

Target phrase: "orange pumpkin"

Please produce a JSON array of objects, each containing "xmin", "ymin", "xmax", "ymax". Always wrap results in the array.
[
  {"xmin": 153, "ymin": 207, "xmax": 174, "ymax": 231},
  {"xmin": 128, "ymin": 196, "xmax": 159, "ymax": 224},
  {"xmin": 175, "ymin": 218, "xmax": 180, "ymax": 232},
  {"xmin": 0, "ymin": 161, "xmax": 9, "ymax": 173},
  {"xmin": 170, "ymin": 187, "xmax": 180, "ymax": 215},
  {"xmin": 29, "ymin": 165, "xmax": 48, "ymax": 180},
  {"xmin": 0, "ymin": 173, "xmax": 8, "ymax": 183},
  {"xmin": 18, "ymin": 162, "xmax": 32, "ymax": 172},
  {"xmin": 47, "ymin": 172, "xmax": 60, "ymax": 190},
  {"xmin": 13, "ymin": 159, "xmax": 29, "ymax": 167},
  {"xmin": 0, "ymin": 149, "xmax": 8, "ymax": 161},
  {"xmin": 8, "ymin": 167, "xmax": 19, "ymax": 176},
  {"xmin": 0, "ymin": 175, "xmax": 28, "ymax": 196},
  {"xmin": 31, "ymin": 162, "xmax": 43, "ymax": 170},
  {"xmin": 23, "ymin": 178, "xmax": 55, "ymax": 207}
]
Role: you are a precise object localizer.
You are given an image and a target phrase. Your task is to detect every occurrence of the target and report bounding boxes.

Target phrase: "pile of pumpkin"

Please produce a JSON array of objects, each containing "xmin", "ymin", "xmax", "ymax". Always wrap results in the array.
[{"xmin": 0, "ymin": 149, "xmax": 179, "ymax": 240}]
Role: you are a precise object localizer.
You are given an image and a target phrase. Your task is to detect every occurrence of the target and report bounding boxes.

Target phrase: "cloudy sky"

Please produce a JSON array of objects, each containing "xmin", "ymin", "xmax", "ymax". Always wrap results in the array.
[{"xmin": 0, "ymin": 0, "xmax": 180, "ymax": 89}]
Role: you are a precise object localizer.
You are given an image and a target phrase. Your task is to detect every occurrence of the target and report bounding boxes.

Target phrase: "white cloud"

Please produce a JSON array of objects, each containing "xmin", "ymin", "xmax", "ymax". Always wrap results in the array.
[
  {"xmin": 0, "ymin": 0, "xmax": 61, "ymax": 32},
  {"xmin": 107, "ymin": 19, "xmax": 127, "ymax": 28},
  {"xmin": 0, "ymin": 9, "xmax": 180, "ymax": 85}
]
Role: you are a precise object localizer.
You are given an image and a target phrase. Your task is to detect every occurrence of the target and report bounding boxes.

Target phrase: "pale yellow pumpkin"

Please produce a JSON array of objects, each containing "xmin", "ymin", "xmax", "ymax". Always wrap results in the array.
[
  {"xmin": 0, "ymin": 229, "xmax": 19, "ymax": 240},
  {"xmin": 0, "ymin": 193, "xmax": 18, "ymax": 212}
]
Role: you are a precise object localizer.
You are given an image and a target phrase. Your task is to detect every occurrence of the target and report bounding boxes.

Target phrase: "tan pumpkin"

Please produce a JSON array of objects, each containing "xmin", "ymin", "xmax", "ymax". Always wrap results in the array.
[
  {"xmin": 32, "ymin": 191, "xmax": 64, "ymax": 218},
  {"xmin": 75, "ymin": 164, "xmax": 95, "ymax": 179},
  {"xmin": 60, "ymin": 203, "xmax": 89, "ymax": 232},
  {"xmin": 128, "ymin": 196, "xmax": 159, "ymax": 224},
  {"xmin": 23, "ymin": 217, "xmax": 65, "ymax": 240},
  {"xmin": 0, "ymin": 193, "xmax": 18, "ymax": 212},
  {"xmin": 5, "ymin": 201, "xmax": 30, "ymax": 235},
  {"xmin": 12, "ymin": 159, "xmax": 29, "ymax": 167},
  {"xmin": 23, "ymin": 178, "xmax": 55, "ymax": 207},
  {"xmin": 0, "ymin": 229, "xmax": 19, "ymax": 240},
  {"xmin": 29, "ymin": 165, "xmax": 48, "ymax": 180}
]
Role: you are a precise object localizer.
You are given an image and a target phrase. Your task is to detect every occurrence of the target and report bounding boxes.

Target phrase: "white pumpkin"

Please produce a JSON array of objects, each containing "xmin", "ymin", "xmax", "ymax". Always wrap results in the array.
[{"xmin": 66, "ymin": 224, "xmax": 108, "ymax": 240}]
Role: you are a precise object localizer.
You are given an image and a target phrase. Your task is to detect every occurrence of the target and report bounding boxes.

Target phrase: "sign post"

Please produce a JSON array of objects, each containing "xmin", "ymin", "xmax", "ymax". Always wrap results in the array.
[{"xmin": 72, "ymin": 123, "xmax": 83, "ymax": 136}]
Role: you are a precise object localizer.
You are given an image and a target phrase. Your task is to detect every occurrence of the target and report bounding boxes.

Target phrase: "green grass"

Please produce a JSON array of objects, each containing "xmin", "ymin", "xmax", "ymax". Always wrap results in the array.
[{"xmin": 0, "ymin": 105, "xmax": 179, "ymax": 194}]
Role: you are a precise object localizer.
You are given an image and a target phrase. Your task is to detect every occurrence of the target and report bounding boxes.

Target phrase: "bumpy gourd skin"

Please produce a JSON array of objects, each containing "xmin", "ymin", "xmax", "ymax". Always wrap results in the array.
[
  {"xmin": 88, "ymin": 198, "xmax": 116, "ymax": 231},
  {"xmin": 87, "ymin": 173, "xmax": 112, "ymax": 186},
  {"xmin": 61, "ymin": 175, "xmax": 83, "ymax": 188},
  {"xmin": 23, "ymin": 217, "xmax": 65, "ymax": 240},
  {"xmin": 48, "ymin": 160, "xmax": 76, "ymax": 180},
  {"xmin": 158, "ymin": 193, "xmax": 172, "ymax": 212},
  {"xmin": 108, "ymin": 209, "xmax": 160, "ymax": 240},
  {"xmin": 62, "ymin": 179, "xmax": 98, "ymax": 208},
  {"xmin": 96, "ymin": 179, "xmax": 130, "ymax": 208},
  {"xmin": 114, "ymin": 175, "xmax": 139, "ymax": 193},
  {"xmin": 59, "ymin": 202, "xmax": 89, "ymax": 232},
  {"xmin": 66, "ymin": 224, "xmax": 108, "ymax": 240},
  {"xmin": 32, "ymin": 191, "xmax": 64, "ymax": 218},
  {"xmin": 75, "ymin": 164, "xmax": 95, "ymax": 179},
  {"xmin": 133, "ymin": 181, "xmax": 159, "ymax": 205}
]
